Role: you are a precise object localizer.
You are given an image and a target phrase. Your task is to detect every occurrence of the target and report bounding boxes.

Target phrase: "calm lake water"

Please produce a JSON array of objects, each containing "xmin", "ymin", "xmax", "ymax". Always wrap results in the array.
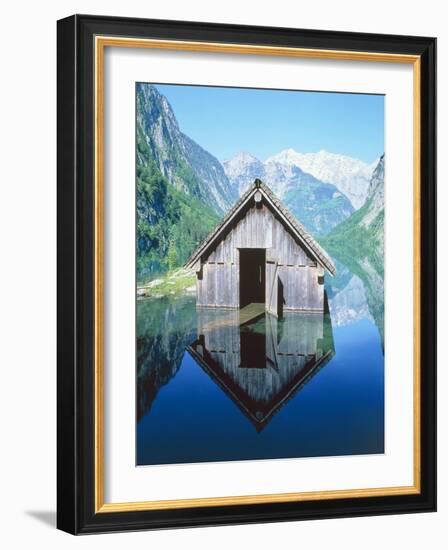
[{"xmin": 136, "ymin": 257, "xmax": 384, "ymax": 466}]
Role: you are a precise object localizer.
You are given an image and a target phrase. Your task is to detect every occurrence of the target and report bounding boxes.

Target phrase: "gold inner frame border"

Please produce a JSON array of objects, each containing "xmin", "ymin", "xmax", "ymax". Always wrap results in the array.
[{"xmin": 94, "ymin": 35, "xmax": 421, "ymax": 514}]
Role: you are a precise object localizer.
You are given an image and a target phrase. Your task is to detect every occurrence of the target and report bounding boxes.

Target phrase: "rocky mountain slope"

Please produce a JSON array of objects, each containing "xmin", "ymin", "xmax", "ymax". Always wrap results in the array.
[
  {"xmin": 323, "ymin": 155, "xmax": 385, "ymax": 259},
  {"xmin": 137, "ymin": 84, "xmax": 237, "ymax": 214},
  {"xmin": 223, "ymin": 151, "xmax": 354, "ymax": 235},
  {"xmin": 222, "ymin": 152, "xmax": 264, "ymax": 197},
  {"xmin": 266, "ymin": 149, "xmax": 377, "ymax": 209},
  {"xmin": 136, "ymin": 84, "xmax": 231, "ymax": 282}
]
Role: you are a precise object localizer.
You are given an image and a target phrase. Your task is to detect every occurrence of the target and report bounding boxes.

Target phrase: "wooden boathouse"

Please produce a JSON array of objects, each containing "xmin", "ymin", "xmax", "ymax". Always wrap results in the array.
[{"xmin": 185, "ymin": 179, "xmax": 335, "ymax": 316}]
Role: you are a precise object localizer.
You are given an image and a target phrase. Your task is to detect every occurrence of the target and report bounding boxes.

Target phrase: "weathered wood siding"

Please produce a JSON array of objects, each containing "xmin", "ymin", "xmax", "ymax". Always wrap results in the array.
[
  {"xmin": 196, "ymin": 202, "xmax": 325, "ymax": 311},
  {"xmin": 194, "ymin": 309, "xmax": 325, "ymax": 408}
]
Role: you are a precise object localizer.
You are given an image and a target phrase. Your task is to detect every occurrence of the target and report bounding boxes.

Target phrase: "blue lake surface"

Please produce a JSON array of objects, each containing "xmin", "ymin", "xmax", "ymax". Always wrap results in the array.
[{"xmin": 136, "ymin": 259, "xmax": 384, "ymax": 465}]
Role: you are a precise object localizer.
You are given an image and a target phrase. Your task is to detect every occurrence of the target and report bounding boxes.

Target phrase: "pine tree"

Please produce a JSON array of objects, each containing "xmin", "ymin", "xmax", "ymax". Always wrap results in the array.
[{"xmin": 167, "ymin": 239, "xmax": 178, "ymax": 271}]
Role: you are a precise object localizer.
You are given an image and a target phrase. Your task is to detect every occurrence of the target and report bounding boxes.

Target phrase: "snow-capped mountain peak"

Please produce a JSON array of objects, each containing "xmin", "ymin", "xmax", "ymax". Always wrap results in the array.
[
  {"xmin": 266, "ymin": 148, "xmax": 302, "ymax": 166},
  {"xmin": 223, "ymin": 151, "xmax": 262, "ymax": 170},
  {"xmin": 222, "ymin": 150, "xmax": 355, "ymax": 236},
  {"xmin": 227, "ymin": 150, "xmax": 259, "ymax": 162},
  {"xmin": 265, "ymin": 149, "xmax": 376, "ymax": 208},
  {"xmin": 222, "ymin": 151, "xmax": 264, "ymax": 196}
]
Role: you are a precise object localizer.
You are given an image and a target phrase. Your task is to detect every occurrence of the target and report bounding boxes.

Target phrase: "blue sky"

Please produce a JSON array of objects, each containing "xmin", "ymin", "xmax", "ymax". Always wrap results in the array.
[{"xmin": 154, "ymin": 84, "xmax": 384, "ymax": 164}]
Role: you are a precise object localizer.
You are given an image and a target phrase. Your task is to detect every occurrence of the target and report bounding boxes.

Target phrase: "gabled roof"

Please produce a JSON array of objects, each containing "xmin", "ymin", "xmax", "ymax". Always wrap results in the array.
[{"xmin": 185, "ymin": 179, "xmax": 336, "ymax": 276}]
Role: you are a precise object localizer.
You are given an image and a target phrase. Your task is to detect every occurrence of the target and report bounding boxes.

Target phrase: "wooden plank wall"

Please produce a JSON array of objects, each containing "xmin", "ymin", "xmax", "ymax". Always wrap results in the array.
[
  {"xmin": 195, "ymin": 309, "xmax": 325, "ymax": 406},
  {"xmin": 277, "ymin": 265, "xmax": 324, "ymax": 312},
  {"xmin": 197, "ymin": 202, "xmax": 325, "ymax": 311}
]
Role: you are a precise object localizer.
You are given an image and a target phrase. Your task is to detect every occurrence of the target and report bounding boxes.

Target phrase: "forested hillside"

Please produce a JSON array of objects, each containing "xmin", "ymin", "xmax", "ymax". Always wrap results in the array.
[
  {"xmin": 136, "ymin": 85, "xmax": 228, "ymax": 282},
  {"xmin": 136, "ymin": 127, "xmax": 218, "ymax": 282}
]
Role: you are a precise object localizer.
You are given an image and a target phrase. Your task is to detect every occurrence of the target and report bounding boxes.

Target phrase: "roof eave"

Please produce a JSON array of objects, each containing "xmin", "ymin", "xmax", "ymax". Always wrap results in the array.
[{"xmin": 185, "ymin": 185, "xmax": 258, "ymax": 268}]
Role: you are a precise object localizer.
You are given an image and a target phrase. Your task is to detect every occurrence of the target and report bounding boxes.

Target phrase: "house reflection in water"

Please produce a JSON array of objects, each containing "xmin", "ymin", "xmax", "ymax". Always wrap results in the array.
[{"xmin": 187, "ymin": 306, "xmax": 335, "ymax": 432}]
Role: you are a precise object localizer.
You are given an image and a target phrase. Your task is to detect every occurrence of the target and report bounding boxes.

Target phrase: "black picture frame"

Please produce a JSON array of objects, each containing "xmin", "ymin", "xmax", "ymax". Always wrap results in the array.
[{"xmin": 57, "ymin": 14, "xmax": 436, "ymax": 534}]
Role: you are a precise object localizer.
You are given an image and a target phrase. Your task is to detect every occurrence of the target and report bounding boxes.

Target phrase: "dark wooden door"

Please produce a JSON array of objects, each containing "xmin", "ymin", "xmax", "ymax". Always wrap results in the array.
[{"xmin": 239, "ymin": 248, "xmax": 266, "ymax": 308}]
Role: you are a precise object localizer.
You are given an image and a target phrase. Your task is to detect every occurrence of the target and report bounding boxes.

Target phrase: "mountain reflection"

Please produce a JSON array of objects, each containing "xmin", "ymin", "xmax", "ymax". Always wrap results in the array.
[
  {"xmin": 137, "ymin": 295, "xmax": 197, "ymax": 421},
  {"xmin": 325, "ymin": 252, "xmax": 384, "ymax": 348},
  {"xmin": 188, "ymin": 308, "xmax": 335, "ymax": 431}
]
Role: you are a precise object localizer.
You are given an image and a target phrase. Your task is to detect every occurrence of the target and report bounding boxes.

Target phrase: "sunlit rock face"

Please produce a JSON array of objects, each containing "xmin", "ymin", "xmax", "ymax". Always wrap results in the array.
[
  {"xmin": 137, "ymin": 83, "xmax": 238, "ymax": 215},
  {"xmin": 265, "ymin": 149, "xmax": 377, "ymax": 209},
  {"xmin": 223, "ymin": 151, "xmax": 355, "ymax": 235}
]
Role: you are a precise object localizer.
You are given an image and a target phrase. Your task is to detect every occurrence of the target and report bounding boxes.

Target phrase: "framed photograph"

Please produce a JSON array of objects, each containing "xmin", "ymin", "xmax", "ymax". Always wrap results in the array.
[{"xmin": 57, "ymin": 14, "xmax": 436, "ymax": 534}]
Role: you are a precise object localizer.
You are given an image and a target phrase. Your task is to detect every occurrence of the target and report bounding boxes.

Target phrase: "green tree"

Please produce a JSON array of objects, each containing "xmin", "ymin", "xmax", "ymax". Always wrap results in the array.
[{"xmin": 167, "ymin": 239, "xmax": 178, "ymax": 271}]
